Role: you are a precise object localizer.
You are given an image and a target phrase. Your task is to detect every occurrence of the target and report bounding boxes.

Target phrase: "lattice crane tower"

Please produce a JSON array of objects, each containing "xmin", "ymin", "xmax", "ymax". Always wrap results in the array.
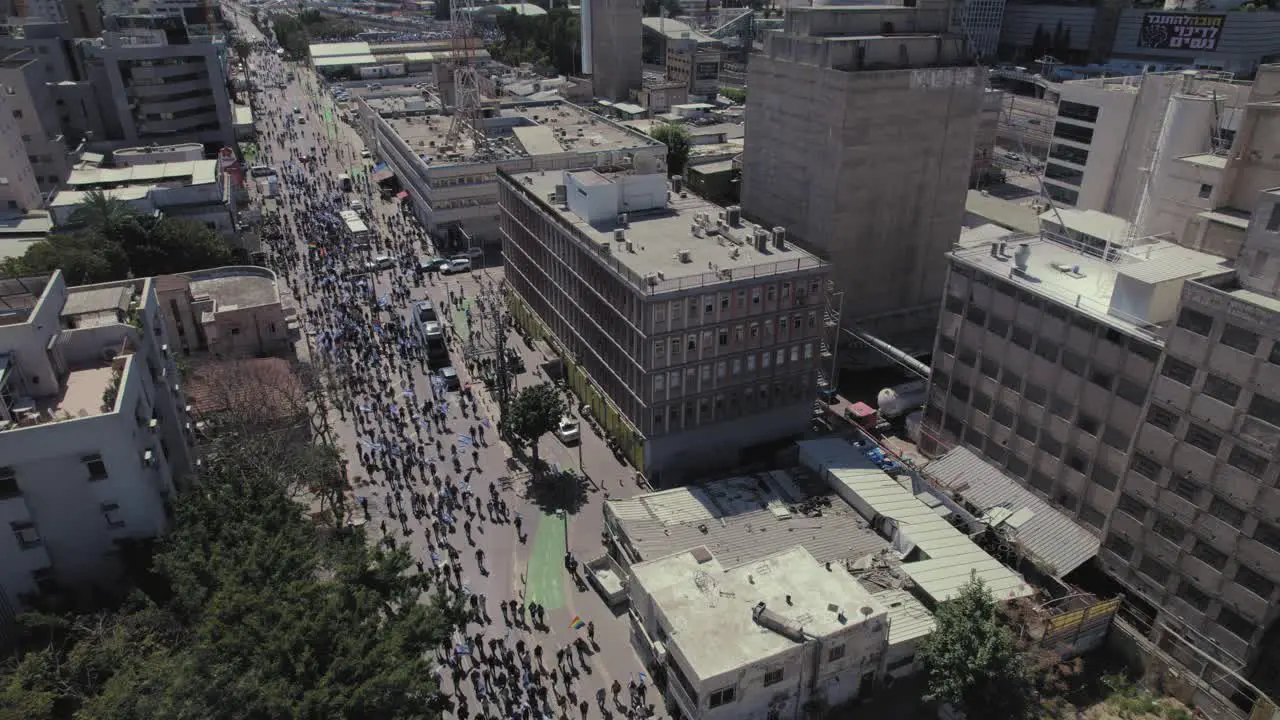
[{"xmin": 445, "ymin": 0, "xmax": 487, "ymax": 155}]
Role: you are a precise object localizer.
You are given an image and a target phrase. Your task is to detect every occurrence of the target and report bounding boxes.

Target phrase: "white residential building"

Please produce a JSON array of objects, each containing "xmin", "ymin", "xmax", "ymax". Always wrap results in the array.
[
  {"xmin": 49, "ymin": 151, "xmax": 238, "ymax": 241},
  {"xmin": 0, "ymin": 270, "xmax": 191, "ymax": 611},
  {"xmin": 1041, "ymin": 64, "xmax": 1280, "ymax": 259}
]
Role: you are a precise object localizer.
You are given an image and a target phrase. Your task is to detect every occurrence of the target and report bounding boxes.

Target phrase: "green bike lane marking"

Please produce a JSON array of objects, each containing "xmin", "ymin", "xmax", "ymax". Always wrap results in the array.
[{"xmin": 524, "ymin": 510, "xmax": 566, "ymax": 611}]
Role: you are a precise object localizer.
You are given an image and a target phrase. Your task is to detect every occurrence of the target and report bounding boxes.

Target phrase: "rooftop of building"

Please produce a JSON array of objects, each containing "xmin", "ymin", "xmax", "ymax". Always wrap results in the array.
[
  {"xmin": 512, "ymin": 170, "xmax": 825, "ymax": 291},
  {"xmin": 174, "ymin": 266, "xmax": 281, "ymax": 310},
  {"xmin": 633, "ymin": 545, "xmax": 889, "ymax": 680},
  {"xmin": 1039, "ymin": 207, "xmax": 1131, "ymax": 245},
  {"xmin": 65, "ymin": 159, "xmax": 219, "ymax": 188},
  {"xmin": 798, "ymin": 438, "xmax": 1035, "ymax": 605},
  {"xmin": 0, "ymin": 212, "xmax": 54, "ymax": 250},
  {"xmin": 640, "ymin": 16, "xmax": 716, "ymax": 44},
  {"xmin": 965, "ymin": 190, "xmax": 1040, "ymax": 234},
  {"xmin": 949, "ymin": 232, "xmax": 1231, "ymax": 342},
  {"xmin": 383, "ymin": 101, "xmax": 659, "ymax": 167},
  {"xmin": 606, "ymin": 468, "xmax": 889, "ymax": 569},
  {"xmin": 923, "ymin": 446, "xmax": 1100, "ymax": 578},
  {"xmin": 875, "ymin": 588, "xmax": 936, "ymax": 647}
]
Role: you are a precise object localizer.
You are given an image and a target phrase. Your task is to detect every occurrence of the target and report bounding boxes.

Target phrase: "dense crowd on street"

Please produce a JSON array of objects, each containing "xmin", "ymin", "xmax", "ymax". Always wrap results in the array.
[{"xmin": 240, "ymin": 36, "xmax": 661, "ymax": 720}]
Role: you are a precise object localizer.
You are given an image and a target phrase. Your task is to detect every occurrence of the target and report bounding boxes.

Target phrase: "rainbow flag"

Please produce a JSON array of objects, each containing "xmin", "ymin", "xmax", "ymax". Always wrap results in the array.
[{"xmin": 569, "ymin": 616, "xmax": 585, "ymax": 630}]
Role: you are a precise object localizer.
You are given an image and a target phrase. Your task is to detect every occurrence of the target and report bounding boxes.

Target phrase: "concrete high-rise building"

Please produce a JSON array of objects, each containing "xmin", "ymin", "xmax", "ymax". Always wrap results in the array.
[
  {"xmin": 742, "ymin": 5, "xmax": 986, "ymax": 348},
  {"xmin": 1041, "ymin": 65, "xmax": 1280, "ymax": 260},
  {"xmin": 0, "ymin": 270, "xmax": 191, "ymax": 613},
  {"xmin": 0, "ymin": 49, "xmax": 72, "ymax": 197},
  {"xmin": 921, "ymin": 188, "xmax": 1280, "ymax": 696},
  {"xmin": 498, "ymin": 168, "xmax": 829, "ymax": 485},
  {"xmin": 584, "ymin": 0, "xmax": 641, "ymax": 102},
  {"xmin": 0, "ymin": 79, "xmax": 41, "ymax": 214},
  {"xmin": 0, "ymin": 0, "xmax": 101, "ymax": 36},
  {"xmin": 952, "ymin": 0, "xmax": 1006, "ymax": 61},
  {"xmin": 73, "ymin": 17, "xmax": 235, "ymax": 151}
]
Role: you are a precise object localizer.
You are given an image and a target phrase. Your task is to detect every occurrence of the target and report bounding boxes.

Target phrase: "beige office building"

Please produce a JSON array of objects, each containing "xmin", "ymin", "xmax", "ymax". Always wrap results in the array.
[{"xmin": 499, "ymin": 168, "xmax": 829, "ymax": 484}]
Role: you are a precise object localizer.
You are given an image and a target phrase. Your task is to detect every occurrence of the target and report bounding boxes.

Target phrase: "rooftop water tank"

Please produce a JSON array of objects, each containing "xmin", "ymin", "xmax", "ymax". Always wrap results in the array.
[{"xmin": 876, "ymin": 380, "xmax": 927, "ymax": 419}]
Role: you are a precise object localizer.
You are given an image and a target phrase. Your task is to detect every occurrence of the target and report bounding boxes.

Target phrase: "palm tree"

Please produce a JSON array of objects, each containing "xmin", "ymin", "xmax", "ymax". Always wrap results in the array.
[{"xmin": 68, "ymin": 190, "xmax": 139, "ymax": 239}]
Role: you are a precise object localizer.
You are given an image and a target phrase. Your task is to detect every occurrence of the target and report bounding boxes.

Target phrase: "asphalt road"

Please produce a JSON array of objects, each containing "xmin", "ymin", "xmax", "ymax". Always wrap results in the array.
[{"xmin": 231, "ymin": 9, "xmax": 661, "ymax": 719}]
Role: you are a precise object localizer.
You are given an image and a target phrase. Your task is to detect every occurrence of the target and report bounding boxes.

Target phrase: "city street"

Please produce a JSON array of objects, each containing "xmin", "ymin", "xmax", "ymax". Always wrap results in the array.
[{"xmin": 230, "ymin": 9, "xmax": 659, "ymax": 719}]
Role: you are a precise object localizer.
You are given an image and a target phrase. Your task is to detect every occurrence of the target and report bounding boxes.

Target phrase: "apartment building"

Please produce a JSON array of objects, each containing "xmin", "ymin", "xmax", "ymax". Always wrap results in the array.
[
  {"xmin": 742, "ymin": 4, "xmax": 986, "ymax": 347},
  {"xmin": 664, "ymin": 40, "xmax": 720, "ymax": 100},
  {"xmin": 0, "ymin": 79, "xmax": 41, "ymax": 214},
  {"xmin": 155, "ymin": 266, "xmax": 295, "ymax": 360},
  {"xmin": 922, "ymin": 191, "xmax": 1280, "ymax": 695},
  {"xmin": 499, "ymin": 168, "xmax": 829, "ymax": 484},
  {"xmin": 49, "ymin": 150, "xmax": 237, "ymax": 239},
  {"xmin": 1042, "ymin": 65, "xmax": 1280, "ymax": 259},
  {"xmin": 0, "ymin": 270, "xmax": 191, "ymax": 612},
  {"xmin": 73, "ymin": 18, "xmax": 235, "ymax": 151},
  {"xmin": 1097, "ymin": 188, "xmax": 1280, "ymax": 694},
  {"xmin": 0, "ymin": 49, "xmax": 72, "ymax": 196},
  {"xmin": 360, "ymin": 96, "xmax": 664, "ymax": 248}
]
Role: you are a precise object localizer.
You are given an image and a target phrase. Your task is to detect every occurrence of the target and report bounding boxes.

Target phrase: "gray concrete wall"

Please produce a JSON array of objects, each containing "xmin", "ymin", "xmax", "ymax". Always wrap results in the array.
[
  {"xmin": 742, "ymin": 57, "xmax": 985, "ymax": 338},
  {"xmin": 589, "ymin": 0, "xmax": 642, "ymax": 101}
]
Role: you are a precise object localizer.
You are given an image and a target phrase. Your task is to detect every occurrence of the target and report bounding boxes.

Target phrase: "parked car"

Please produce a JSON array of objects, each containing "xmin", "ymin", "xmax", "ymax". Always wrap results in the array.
[
  {"xmin": 420, "ymin": 257, "xmax": 451, "ymax": 272},
  {"xmin": 455, "ymin": 247, "xmax": 484, "ymax": 261},
  {"xmin": 555, "ymin": 417, "xmax": 580, "ymax": 445},
  {"xmin": 437, "ymin": 366, "xmax": 460, "ymax": 391},
  {"xmin": 442, "ymin": 258, "xmax": 472, "ymax": 274},
  {"xmin": 350, "ymin": 199, "xmax": 365, "ymax": 213},
  {"xmin": 249, "ymin": 165, "xmax": 275, "ymax": 178},
  {"xmin": 374, "ymin": 255, "xmax": 395, "ymax": 270},
  {"xmin": 360, "ymin": 149, "xmax": 372, "ymax": 159},
  {"xmin": 413, "ymin": 299, "xmax": 438, "ymax": 324}
]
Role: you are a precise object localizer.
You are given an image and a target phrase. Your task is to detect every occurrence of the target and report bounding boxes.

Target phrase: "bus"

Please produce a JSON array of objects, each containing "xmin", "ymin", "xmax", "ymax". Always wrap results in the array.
[{"xmin": 339, "ymin": 209, "xmax": 369, "ymax": 245}]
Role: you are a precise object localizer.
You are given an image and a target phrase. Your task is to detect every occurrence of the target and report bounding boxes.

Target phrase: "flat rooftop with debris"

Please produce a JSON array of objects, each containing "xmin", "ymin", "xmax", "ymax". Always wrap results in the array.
[
  {"xmin": 513, "ymin": 170, "xmax": 825, "ymax": 289},
  {"xmin": 383, "ymin": 101, "xmax": 659, "ymax": 168}
]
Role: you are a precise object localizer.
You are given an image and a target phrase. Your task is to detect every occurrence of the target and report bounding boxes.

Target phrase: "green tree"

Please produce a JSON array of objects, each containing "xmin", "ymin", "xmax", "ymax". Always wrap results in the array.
[
  {"xmin": 69, "ymin": 190, "xmax": 140, "ymax": 240},
  {"xmin": 721, "ymin": 86, "xmax": 747, "ymax": 104},
  {"xmin": 232, "ymin": 37, "xmax": 252, "ymax": 63},
  {"xmin": 919, "ymin": 575, "xmax": 1033, "ymax": 720},
  {"xmin": 650, "ymin": 122, "xmax": 692, "ymax": 176},
  {"xmin": 505, "ymin": 382, "xmax": 566, "ymax": 472},
  {"xmin": 15, "ymin": 232, "xmax": 131, "ymax": 284},
  {"xmin": 122, "ymin": 217, "xmax": 234, "ymax": 278}
]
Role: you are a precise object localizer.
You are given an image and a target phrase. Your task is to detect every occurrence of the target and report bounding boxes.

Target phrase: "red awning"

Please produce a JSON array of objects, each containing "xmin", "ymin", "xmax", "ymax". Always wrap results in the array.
[{"xmin": 396, "ymin": 191, "xmax": 409, "ymax": 201}]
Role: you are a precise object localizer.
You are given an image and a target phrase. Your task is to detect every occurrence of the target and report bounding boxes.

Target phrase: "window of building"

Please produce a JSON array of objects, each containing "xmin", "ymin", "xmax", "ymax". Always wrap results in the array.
[
  {"xmin": 1198, "ymin": 183, "xmax": 1213, "ymax": 199},
  {"xmin": 1049, "ymin": 142, "xmax": 1089, "ymax": 166},
  {"xmin": 972, "ymin": 391, "xmax": 992, "ymax": 413},
  {"xmin": 1045, "ymin": 163, "xmax": 1084, "ymax": 186},
  {"xmin": 11, "ymin": 109, "xmax": 21, "ymax": 119},
  {"xmin": 1203, "ymin": 375, "xmax": 1241, "ymax": 405},
  {"xmin": 1191, "ymin": 541, "xmax": 1227, "ymax": 567},
  {"xmin": 0, "ymin": 467, "xmax": 17, "ymax": 499},
  {"xmin": 1025, "ymin": 383, "xmax": 1047, "ymax": 406},
  {"xmin": 709, "ymin": 687, "xmax": 735, "ymax": 708},
  {"xmin": 101, "ymin": 502, "xmax": 125, "ymax": 528},
  {"xmin": 1079, "ymin": 505, "xmax": 1105, "ymax": 529},
  {"xmin": 766, "ymin": 285, "xmax": 776, "ymax": 302},
  {"xmin": 1256, "ymin": 522, "xmax": 1280, "ymax": 554},
  {"xmin": 670, "ymin": 338, "xmax": 681, "ymax": 357},
  {"xmin": 1177, "ymin": 581, "xmax": 1210, "ymax": 611},
  {"xmin": 731, "ymin": 358, "xmax": 741, "ymax": 376},
  {"xmin": 655, "ymin": 304, "xmax": 666, "ymax": 322},
  {"xmin": 1062, "ymin": 349, "xmax": 1086, "ymax": 375},
  {"xmin": 1089, "ymin": 369, "xmax": 1114, "ymax": 391},
  {"xmin": 763, "ymin": 669, "xmax": 783, "ymax": 687},
  {"xmin": 1176, "ymin": 308, "xmax": 1214, "ymax": 336},
  {"xmin": 1248, "ymin": 393, "xmax": 1280, "ymax": 427},
  {"xmin": 751, "ymin": 288, "xmax": 761, "ymax": 306},
  {"xmin": 1139, "ymin": 556, "xmax": 1171, "ymax": 584},
  {"xmin": 987, "ymin": 315, "xmax": 1008, "ymax": 337},
  {"xmin": 1077, "ymin": 412, "xmax": 1100, "ymax": 436},
  {"xmin": 687, "ymin": 334, "xmax": 697, "ymax": 352},
  {"xmin": 828, "ymin": 644, "xmax": 846, "ymax": 662},
  {"xmin": 1046, "ymin": 184, "xmax": 1080, "ymax": 206},
  {"xmin": 776, "ymin": 349, "xmax": 785, "ymax": 366},
  {"xmin": 1010, "ymin": 325, "xmax": 1033, "ymax": 349},
  {"xmin": 1268, "ymin": 203, "xmax": 1280, "ymax": 232},
  {"xmin": 1217, "ymin": 607, "xmax": 1254, "ymax": 641},
  {"xmin": 1034, "ymin": 338, "xmax": 1060, "ymax": 363},
  {"xmin": 939, "ymin": 336, "xmax": 957, "ymax": 356},
  {"xmin": 1131, "ymin": 450, "xmax": 1162, "ymax": 479},
  {"xmin": 654, "ymin": 374, "xmax": 665, "ymax": 394},
  {"xmin": 1221, "ymin": 324, "xmax": 1260, "ymax": 354},
  {"xmin": 716, "ymin": 361, "xmax": 726, "ymax": 379},
  {"xmin": 1154, "ymin": 515, "xmax": 1187, "ymax": 544},
  {"xmin": 1001, "ymin": 369, "xmax": 1022, "ymax": 391},
  {"xmin": 718, "ymin": 328, "xmax": 728, "ymax": 346},
  {"xmin": 1104, "ymin": 535, "xmax": 1135, "ymax": 561},
  {"xmin": 980, "ymin": 356, "xmax": 999, "ymax": 378},
  {"xmin": 1057, "ymin": 100, "xmax": 1100, "ymax": 123},
  {"xmin": 720, "ymin": 294, "xmax": 730, "ymax": 312},
  {"xmin": 1102, "ymin": 425, "xmax": 1129, "ymax": 450},
  {"xmin": 1209, "ymin": 496, "xmax": 1246, "ymax": 526},
  {"xmin": 1160, "ymin": 357, "xmax": 1196, "ymax": 385},
  {"xmin": 966, "ymin": 305, "xmax": 987, "ymax": 327},
  {"xmin": 735, "ymin": 290, "xmax": 746, "ymax": 309},
  {"xmin": 82, "ymin": 454, "xmax": 107, "ymax": 480},
  {"xmin": 1169, "ymin": 477, "xmax": 1198, "ymax": 502},
  {"xmin": 993, "ymin": 404, "xmax": 1014, "ymax": 427},
  {"xmin": 1236, "ymin": 566, "xmax": 1275, "ymax": 599},
  {"xmin": 1228, "ymin": 445, "xmax": 1268, "ymax": 478},
  {"xmin": 11, "ymin": 521, "xmax": 42, "ymax": 549},
  {"xmin": 734, "ymin": 325, "xmax": 744, "ymax": 342},
  {"xmin": 761, "ymin": 352, "xmax": 770, "ymax": 369},
  {"xmin": 704, "ymin": 297, "xmax": 715, "ymax": 315},
  {"xmin": 1052, "ymin": 121, "xmax": 1094, "ymax": 144},
  {"xmin": 1091, "ymin": 465, "xmax": 1118, "ymax": 491},
  {"xmin": 1184, "ymin": 424, "xmax": 1222, "ymax": 455},
  {"xmin": 749, "ymin": 323, "xmax": 759, "ymax": 340},
  {"xmin": 1117, "ymin": 493, "xmax": 1147, "ymax": 520}
]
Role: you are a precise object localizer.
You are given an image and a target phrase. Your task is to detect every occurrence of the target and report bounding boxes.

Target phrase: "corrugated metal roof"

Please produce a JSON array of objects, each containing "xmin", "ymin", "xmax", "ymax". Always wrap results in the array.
[
  {"xmin": 798, "ymin": 438, "xmax": 1034, "ymax": 604},
  {"xmin": 877, "ymin": 589, "xmax": 937, "ymax": 646},
  {"xmin": 923, "ymin": 447, "xmax": 1100, "ymax": 577},
  {"xmin": 605, "ymin": 470, "xmax": 889, "ymax": 571}
]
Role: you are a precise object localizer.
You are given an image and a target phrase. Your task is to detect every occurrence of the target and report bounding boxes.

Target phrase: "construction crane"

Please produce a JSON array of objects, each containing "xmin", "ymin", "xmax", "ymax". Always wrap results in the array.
[{"xmin": 444, "ymin": 0, "xmax": 487, "ymax": 156}]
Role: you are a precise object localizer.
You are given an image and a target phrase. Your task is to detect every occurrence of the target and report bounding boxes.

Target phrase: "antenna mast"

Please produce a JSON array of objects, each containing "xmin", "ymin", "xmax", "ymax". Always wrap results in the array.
[{"xmin": 445, "ymin": 0, "xmax": 487, "ymax": 156}]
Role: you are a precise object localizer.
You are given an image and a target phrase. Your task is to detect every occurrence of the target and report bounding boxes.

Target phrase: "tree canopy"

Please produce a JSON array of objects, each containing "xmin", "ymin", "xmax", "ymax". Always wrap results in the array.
[
  {"xmin": 650, "ymin": 123, "xmax": 692, "ymax": 176},
  {"xmin": 0, "ymin": 421, "xmax": 461, "ymax": 719},
  {"xmin": 505, "ymin": 382, "xmax": 566, "ymax": 471},
  {"xmin": 918, "ymin": 575, "xmax": 1034, "ymax": 720},
  {"xmin": 490, "ymin": 9, "xmax": 581, "ymax": 77},
  {"xmin": 1, "ymin": 191, "xmax": 234, "ymax": 283},
  {"xmin": 271, "ymin": 9, "xmax": 360, "ymax": 58}
]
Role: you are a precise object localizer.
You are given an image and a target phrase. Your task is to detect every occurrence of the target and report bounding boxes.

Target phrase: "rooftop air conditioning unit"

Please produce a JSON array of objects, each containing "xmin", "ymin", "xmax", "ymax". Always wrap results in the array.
[
  {"xmin": 599, "ymin": 241, "xmax": 612, "ymax": 255},
  {"xmin": 645, "ymin": 273, "xmax": 659, "ymax": 286},
  {"xmin": 772, "ymin": 226, "xmax": 787, "ymax": 249},
  {"xmin": 726, "ymin": 205, "xmax": 741, "ymax": 226},
  {"xmin": 677, "ymin": 249, "xmax": 692, "ymax": 263},
  {"xmin": 626, "ymin": 240, "xmax": 635, "ymax": 253},
  {"xmin": 614, "ymin": 228, "xmax": 626, "ymax": 242},
  {"xmin": 619, "ymin": 213, "xmax": 629, "ymax": 226},
  {"xmin": 754, "ymin": 228, "xmax": 769, "ymax": 252}
]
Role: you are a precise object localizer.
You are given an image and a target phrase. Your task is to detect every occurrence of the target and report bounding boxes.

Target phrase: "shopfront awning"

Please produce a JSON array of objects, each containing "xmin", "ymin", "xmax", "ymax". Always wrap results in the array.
[
  {"xmin": 373, "ymin": 169, "xmax": 395, "ymax": 184},
  {"xmin": 396, "ymin": 191, "xmax": 410, "ymax": 201}
]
